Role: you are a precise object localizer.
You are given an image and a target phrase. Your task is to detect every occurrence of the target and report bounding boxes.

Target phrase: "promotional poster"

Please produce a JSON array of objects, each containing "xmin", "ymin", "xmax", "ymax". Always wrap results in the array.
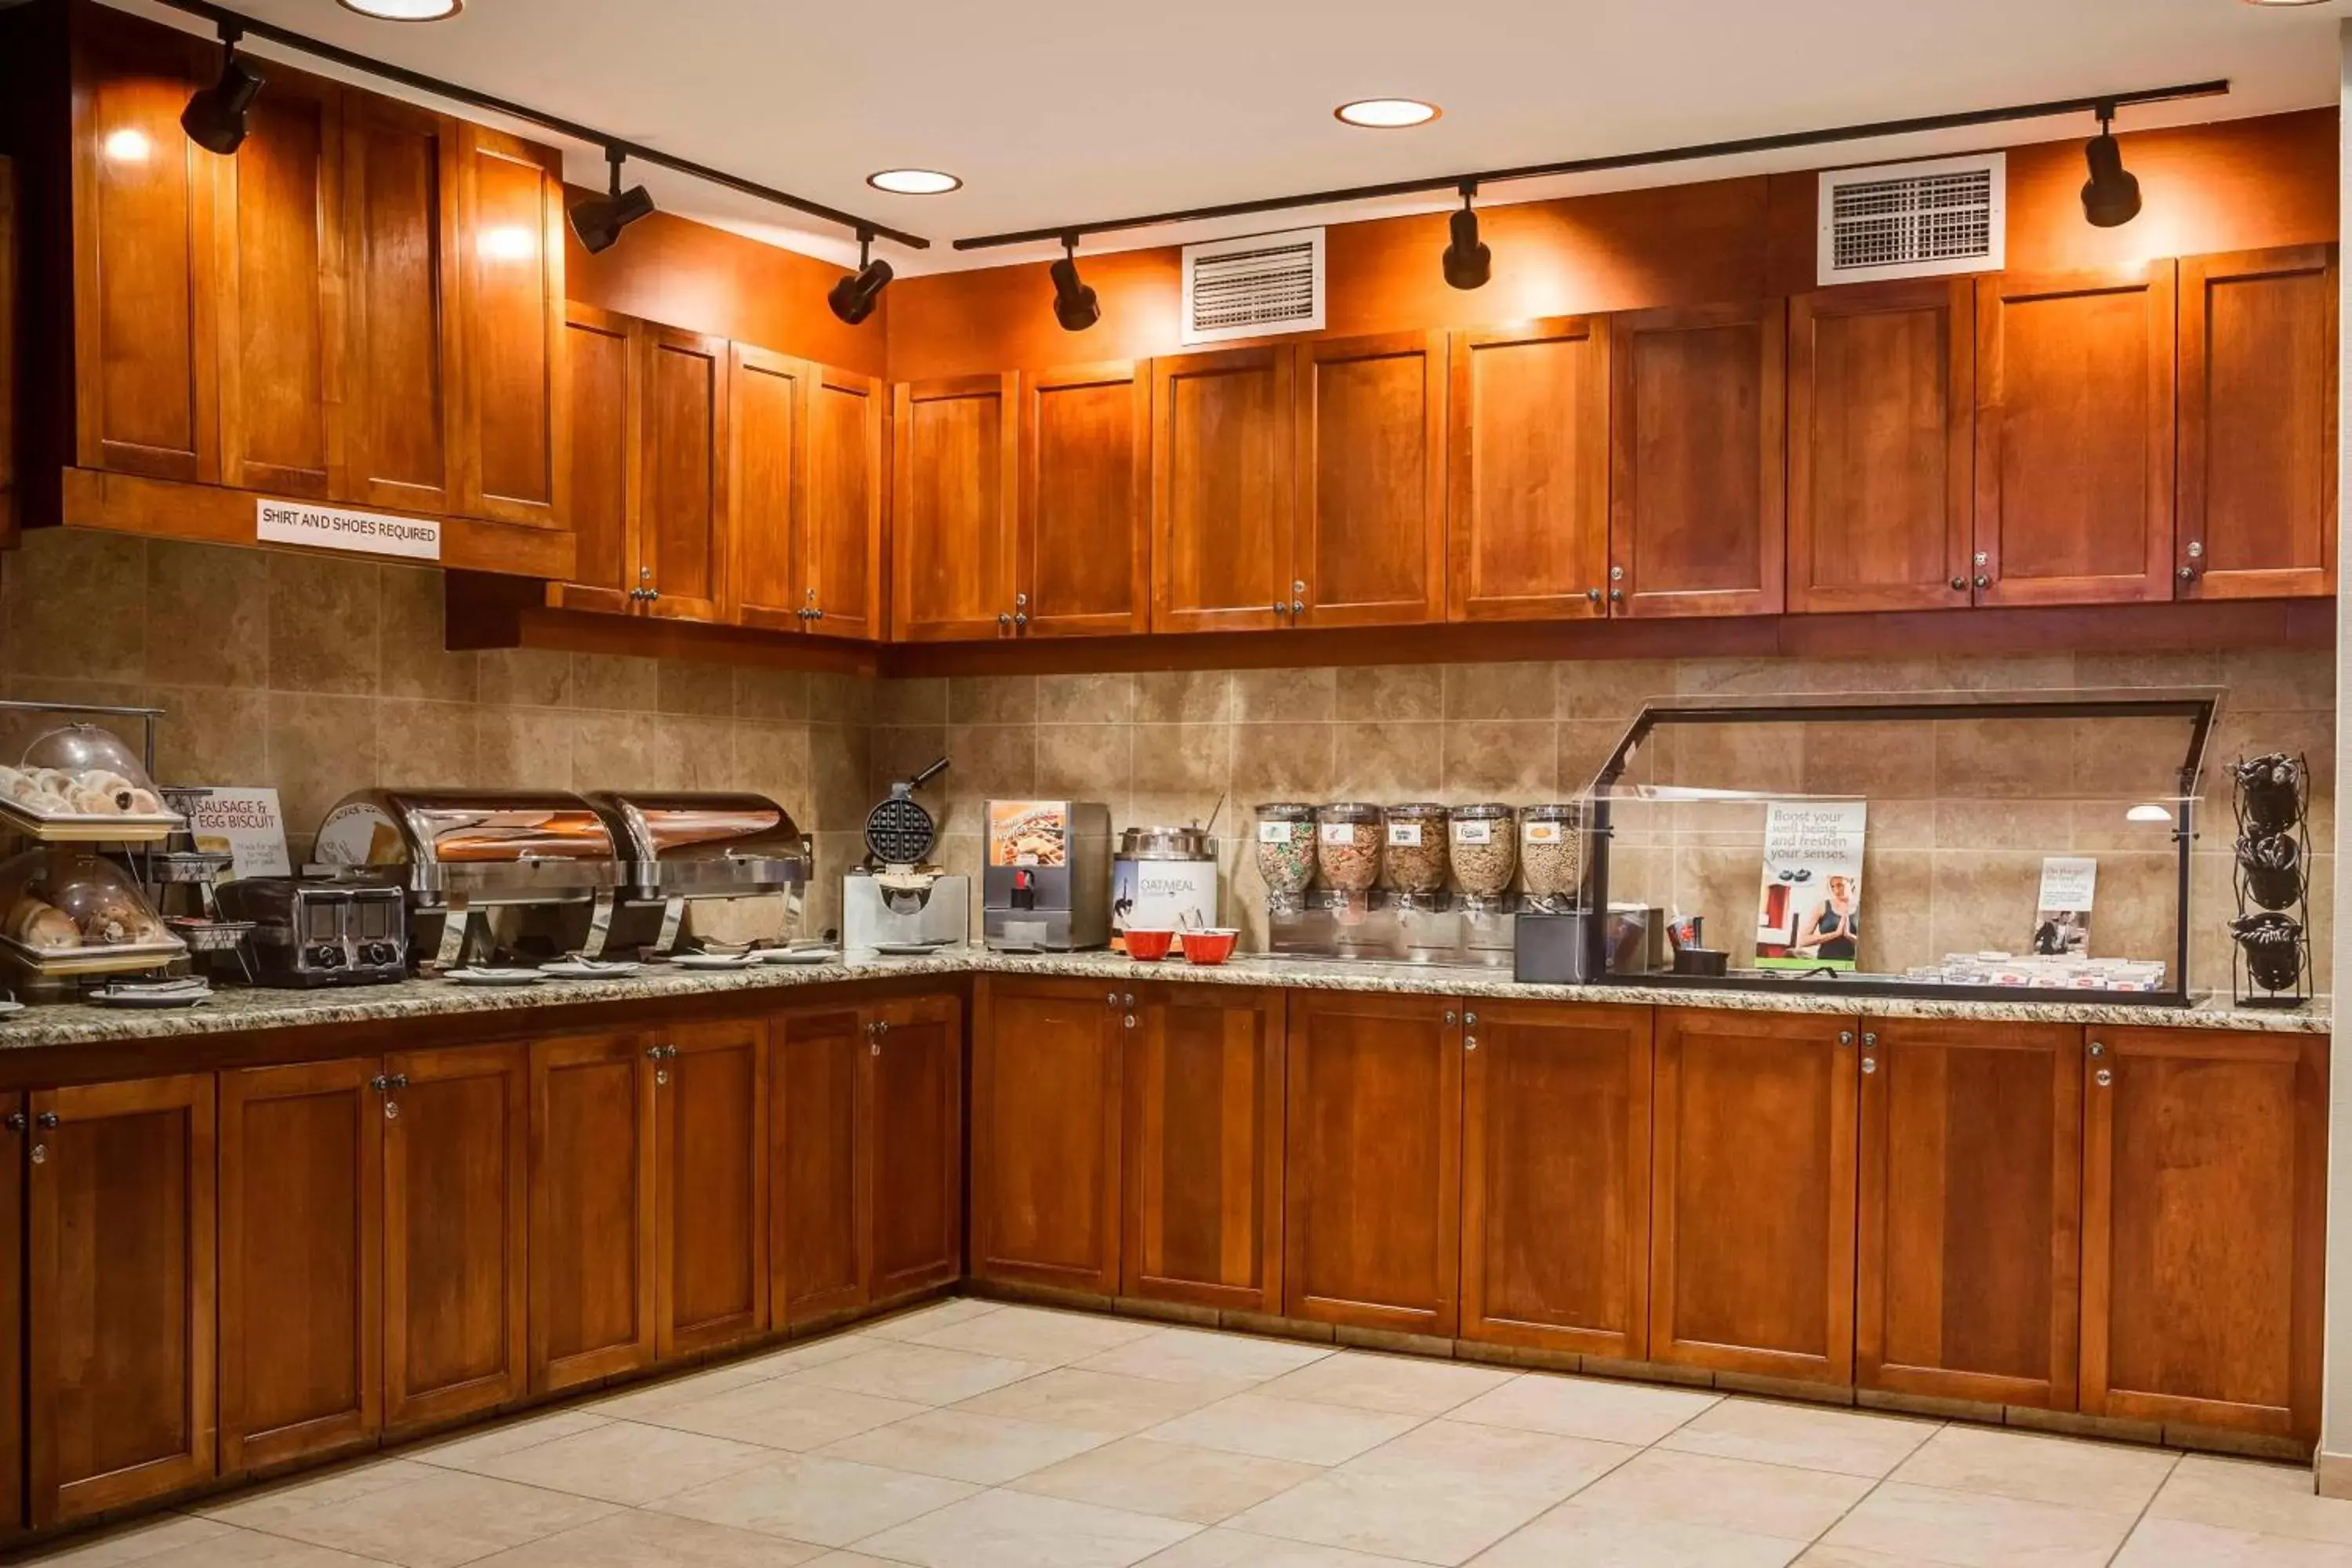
[{"xmin": 1754, "ymin": 800, "xmax": 1867, "ymax": 970}]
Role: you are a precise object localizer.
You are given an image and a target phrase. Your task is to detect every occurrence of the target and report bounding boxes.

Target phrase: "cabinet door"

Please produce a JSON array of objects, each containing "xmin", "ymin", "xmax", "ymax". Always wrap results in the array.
[
  {"xmin": 1447, "ymin": 318, "xmax": 1610, "ymax": 622},
  {"xmin": 383, "ymin": 1044, "xmax": 527, "ymax": 1432},
  {"xmin": 1975, "ymin": 263, "xmax": 2176, "ymax": 606},
  {"xmin": 1788, "ymin": 280, "xmax": 1973, "ymax": 614},
  {"xmin": 1017, "ymin": 361, "xmax": 1152, "ymax": 637},
  {"xmin": 729, "ymin": 343, "xmax": 810, "ymax": 633},
  {"xmin": 220, "ymin": 1060, "xmax": 383, "ymax": 1474},
  {"xmin": 454, "ymin": 124, "xmax": 565, "ymax": 530},
  {"xmin": 1151, "ymin": 347, "xmax": 1293, "ymax": 633},
  {"xmin": 657, "ymin": 1018, "xmax": 770, "ymax": 1359},
  {"xmin": 802, "ymin": 364, "xmax": 887, "ymax": 641},
  {"xmin": 1650, "ymin": 1009, "xmax": 1855, "ymax": 1382},
  {"xmin": 341, "ymin": 94, "xmax": 462, "ymax": 515},
  {"xmin": 551, "ymin": 302, "xmax": 640, "ymax": 613},
  {"xmin": 528, "ymin": 1033, "xmax": 655, "ymax": 1395},
  {"xmin": 637, "ymin": 325, "xmax": 731, "ymax": 621},
  {"xmin": 68, "ymin": 15, "xmax": 219, "ymax": 483},
  {"xmin": 0, "ymin": 1097, "xmax": 20, "ymax": 1534},
  {"xmin": 28, "ymin": 1073, "xmax": 216, "ymax": 1528},
  {"xmin": 215, "ymin": 66, "xmax": 344, "ymax": 499},
  {"xmin": 1461, "ymin": 1002, "xmax": 1651, "ymax": 1360},
  {"xmin": 1123, "ymin": 986, "xmax": 1283, "ymax": 1316},
  {"xmin": 2177, "ymin": 245, "xmax": 2338, "ymax": 601},
  {"xmin": 867, "ymin": 994, "xmax": 964, "ymax": 1304},
  {"xmin": 972, "ymin": 978, "xmax": 1123, "ymax": 1294},
  {"xmin": 772, "ymin": 1007, "xmax": 869, "ymax": 1327},
  {"xmin": 1283, "ymin": 992, "xmax": 1461, "ymax": 1337},
  {"xmin": 1294, "ymin": 332, "xmax": 1446, "ymax": 627},
  {"xmin": 1857, "ymin": 1021, "xmax": 2080, "ymax": 1411},
  {"xmin": 2083, "ymin": 1028, "xmax": 2325, "ymax": 1441},
  {"xmin": 892, "ymin": 374, "xmax": 1018, "ymax": 641},
  {"xmin": 1610, "ymin": 302, "xmax": 1786, "ymax": 619}
]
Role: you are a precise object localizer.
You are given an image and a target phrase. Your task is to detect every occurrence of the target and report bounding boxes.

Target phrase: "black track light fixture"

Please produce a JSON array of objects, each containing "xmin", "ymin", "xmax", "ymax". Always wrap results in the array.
[
  {"xmin": 180, "ymin": 22, "xmax": 265, "ymax": 155},
  {"xmin": 570, "ymin": 147, "xmax": 656, "ymax": 255},
  {"xmin": 1441, "ymin": 181, "xmax": 1490, "ymax": 290},
  {"xmin": 1050, "ymin": 234, "xmax": 1100, "ymax": 332},
  {"xmin": 829, "ymin": 230, "xmax": 894, "ymax": 325},
  {"xmin": 2080, "ymin": 101, "xmax": 2142, "ymax": 228}
]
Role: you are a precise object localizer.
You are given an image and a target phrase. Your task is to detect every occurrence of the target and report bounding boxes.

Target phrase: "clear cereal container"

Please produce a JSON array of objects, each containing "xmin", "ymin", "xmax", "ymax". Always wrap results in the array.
[
  {"xmin": 1520, "ymin": 802, "xmax": 1587, "ymax": 912},
  {"xmin": 1383, "ymin": 803, "xmax": 1449, "ymax": 902},
  {"xmin": 1449, "ymin": 803, "xmax": 1518, "ymax": 907},
  {"xmin": 1314, "ymin": 802, "xmax": 1384, "ymax": 894},
  {"xmin": 1253, "ymin": 802, "xmax": 1317, "ymax": 910}
]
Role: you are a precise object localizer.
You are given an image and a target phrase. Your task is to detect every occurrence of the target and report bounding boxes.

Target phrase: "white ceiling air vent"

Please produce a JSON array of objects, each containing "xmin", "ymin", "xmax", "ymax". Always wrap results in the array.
[
  {"xmin": 1181, "ymin": 227, "xmax": 1325, "ymax": 346},
  {"xmin": 1817, "ymin": 152, "xmax": 2005, "ymax": 286}
]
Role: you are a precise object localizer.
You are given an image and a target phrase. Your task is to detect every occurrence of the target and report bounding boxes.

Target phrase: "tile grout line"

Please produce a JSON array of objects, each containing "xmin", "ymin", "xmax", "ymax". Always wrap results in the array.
[{"xmin": 2099, "ymin": 1447, "xmax": 2185, "ymax": 1567}]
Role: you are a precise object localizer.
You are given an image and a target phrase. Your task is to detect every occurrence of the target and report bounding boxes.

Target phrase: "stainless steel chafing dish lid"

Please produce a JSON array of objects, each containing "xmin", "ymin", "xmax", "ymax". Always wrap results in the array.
[
  {"xmin": 583, "ymin": 791, "xmax": 810, "ymax": 898},
  {"xmin": 307, "ymin": 788, "xmax": 624, "ymax": 902}
]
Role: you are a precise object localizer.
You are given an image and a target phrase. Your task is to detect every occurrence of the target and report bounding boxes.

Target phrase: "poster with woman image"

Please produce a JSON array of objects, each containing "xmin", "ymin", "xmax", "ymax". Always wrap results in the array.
[{"xmin": 1754, "ymin": 800, "xmax": 1867, "ymax": 970}]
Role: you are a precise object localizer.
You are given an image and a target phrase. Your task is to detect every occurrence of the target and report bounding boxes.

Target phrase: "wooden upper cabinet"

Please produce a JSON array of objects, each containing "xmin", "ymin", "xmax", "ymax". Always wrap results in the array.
[
  {"xmin": 2083, "ymin": 1028, "xmax": 2325, "ymax": 1441},
  {"xmin": 553, "ymin": 303, "xmax": 639, "ymax": 613},
  {"xmin": 68, "ymin": 13, "xmax": 219, "ymax": 485},
  {"xmin": 1650, "ymin": 1008, "xmax": 1855, "ymax": 1382},
  {"xmin": 1447, "ymin": 318, "xmax": 1610, "ymax": 622},
  {"xmin": 866, "ymin": 993, "xmax": 964, "ymax": 1304},
  {"xmin": 1461, "ymin": 1001, "xmax": 1651, "ymax": 1361},
  {"xmin": 1283, "ymin": 991, "xmax": 1462, "ymax": 1337},
  {"xmin": 218, "ymin": 1060, "xmax": 383, "ymax": 1475},
  {"xmin": 214, "ymin": 64, "xmax": 344, "ymax": 500},
  {"xmin": 1610, "ymin": 301, "xmax": 1786, "ymax": 619},
  {"xmin": 1975, "ymin": 263, "xmax": 2176, "ymax": 606},
  {"xmin": 452, "ymin": 124, "xmax": 565, "ymax": 530},
  {"xmin": 1017, "ymin": 361, "xmax": 1152, "ymax": 637},
  {"xmin": 1788, "ymin": 280, "xmax": 1973, "ymax": 614},
  {"xmin": 1123, "ymin": 985, "xmax": 1284, "ymax": 1316},
  {"xmin": 894, "ymin": 374, "xmax": 1018, "ymax": 641},
  {"xmin": 528, "ymin": 1033, "xmax": 655, "ymax": 1396},
  {"xmin": 27, "ymin": 1073, "xmax": 216, "ymax": 1529},
  {"xmin": 341, "ymin": 93, "xmax": 462, "ymax": 516},
  {"xmin": 656, "ymin": 1018, "xmax": 770, "ymax": 1359},
  {"xmin": 637, "ymin": 325, "xmax": 731, "ymax": 621},
  {"xmin": 1294, "ymin": 331, "xmax": 1446, "ymax": 626},
  {"xmin": 383, "ymin": 1043, "xmax": 527, "ymax": 1432},
  {"xmin": 800, "ymin": 364, "xmax": 887, "ymax": 640},
  {"xmin": 1152, "ymin": 347, "xmax": 1293, "ymax": 633},
  {"xmin": 729, "ymin": 343, "xmax": 810, "ymax": 633},
  {"xmin": 971, "ymin": 978, "xmax": 1123, "ymax": 1294},
  {"xmin": 1857, "ymin": 1020, "xmax": 2081, "ymax": 1412},
  {"xmin": 2177, "ymin": 245, "xmax": 2338, "ymax": 601},
  {"xmin": 771, "ymin": 1006, "xmax": 869, "ymax": 1327}
]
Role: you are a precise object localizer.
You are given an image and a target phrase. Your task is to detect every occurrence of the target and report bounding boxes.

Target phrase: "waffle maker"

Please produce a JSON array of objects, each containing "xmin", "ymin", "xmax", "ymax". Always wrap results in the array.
[{"xmin": 843, "ymin": 758, "xmax": 967, "ymax": 953}]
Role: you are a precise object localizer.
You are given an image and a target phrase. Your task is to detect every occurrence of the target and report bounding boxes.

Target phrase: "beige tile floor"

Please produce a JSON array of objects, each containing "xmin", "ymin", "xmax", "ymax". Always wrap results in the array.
[{"xmin": 28, "ymin": 1298, "xmax": 2350, "ymax": 1568}]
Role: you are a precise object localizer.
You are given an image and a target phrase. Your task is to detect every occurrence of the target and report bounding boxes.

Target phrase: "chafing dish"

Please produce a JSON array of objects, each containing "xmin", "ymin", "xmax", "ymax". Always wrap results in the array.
[
  {"xmin": 583, "ymin": 790, "xmax": 811, "ymax": 954},
  {"xmin": 309, "ymin": 788, "xmax": 624, "ymax": 968}
]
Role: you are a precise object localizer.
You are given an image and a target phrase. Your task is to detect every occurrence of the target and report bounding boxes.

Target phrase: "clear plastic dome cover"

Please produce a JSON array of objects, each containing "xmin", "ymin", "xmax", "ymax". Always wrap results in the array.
[
  {"xmin": 0, "ymin": 848, "xmax": 180, "ymax": 953},
  {"xmin": 1, "ymin": 724, "xmax": 173, "ymax": 819}
]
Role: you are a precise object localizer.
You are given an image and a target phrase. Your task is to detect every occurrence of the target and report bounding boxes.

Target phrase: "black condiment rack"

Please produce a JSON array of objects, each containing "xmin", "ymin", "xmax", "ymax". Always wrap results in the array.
[{"xmin": 2230, "ymin": 752, "xmax": 2312, "ymax": 1009}]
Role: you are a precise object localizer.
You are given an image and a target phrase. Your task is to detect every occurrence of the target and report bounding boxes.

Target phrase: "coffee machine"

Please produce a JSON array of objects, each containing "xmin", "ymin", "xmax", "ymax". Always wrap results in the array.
[
  {"xmin": 982, "ymin": 800, "xmax": 1111, "ymax": 951},
  {"xmin": 842, "ymin": 760, "xmax": 969, "ymax": 953}
]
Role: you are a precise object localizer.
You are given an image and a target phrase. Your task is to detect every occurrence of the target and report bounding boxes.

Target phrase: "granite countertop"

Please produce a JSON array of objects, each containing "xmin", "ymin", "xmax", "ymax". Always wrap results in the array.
[{"xmin": 0, "ymin": 947, "xmax": 2324, "ymax": 1051}]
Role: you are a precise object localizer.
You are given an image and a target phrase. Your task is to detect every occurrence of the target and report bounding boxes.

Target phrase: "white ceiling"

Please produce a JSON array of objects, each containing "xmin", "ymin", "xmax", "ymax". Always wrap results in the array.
[{"xmin": 118, "ymin": 0, "xmax": 2346, "ymax": 272}]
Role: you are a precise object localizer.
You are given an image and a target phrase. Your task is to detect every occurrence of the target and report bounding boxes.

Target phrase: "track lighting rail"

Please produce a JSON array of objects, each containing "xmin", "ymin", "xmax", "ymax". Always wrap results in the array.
[
  {"xmin": 952, "ymin": 78, "xmax": 2228, "ymax": 250},
  {"xmin": 143, "ymin": 0, "xmax": 931, "ymax": 249}
]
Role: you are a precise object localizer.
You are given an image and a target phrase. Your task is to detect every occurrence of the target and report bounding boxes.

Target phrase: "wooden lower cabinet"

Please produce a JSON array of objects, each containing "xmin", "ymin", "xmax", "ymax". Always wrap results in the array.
[
  {"xmin": 2083, "ymin": 1027, "xmax": 2327, "ymax": 1440},
  {"xmin": 1856, "ymin": 1021, "xmax": 2082, "ymax": 1410},
  {"xmin": 528, "ymin": 1033, "xmax": 656, "ymax": 1394},
  {"xmin": 1284, "ymin": 993, "xmax": 1462, "ymax": 1336},
  {"xmin": 28, "ymin": 1074, "xmax": 216, "ymax": 1528},
  {"xmin": 0, "ymin": 1095, "xmax": 20, "ymax": 1534},
  {"xmin": 384, "ymin": 1045, "xmax": 528, "ymax": 1432},
  {"xmin": 971, "ymin": 978, "xmax": 1123, "ymax": 1294},
  {"xmin": 657, "ymin": 1019, "xmax": 770, "ymax": 1358},
  {"xmin": 1461, "ymin": 1002, "xmax": 1651, "ymax": 1359},
  {"xmin": 772, "ymin": 1006, "xmax": 869, "ymax": 1327},
  {"xmin": 219, "ymin": 1061, "xmax": 384, "ymax": 1472},
  {"xmin": 867, "ymin": 995, "xmax": 965, "ymax": 1304},
  {"xmin": 1123, "ymin": 985, "xmax": 1284, "ymax": 1315},
  {"xmin": 1650, "ymin": 1009, "xmax": 1857, "ymax": 1381}
]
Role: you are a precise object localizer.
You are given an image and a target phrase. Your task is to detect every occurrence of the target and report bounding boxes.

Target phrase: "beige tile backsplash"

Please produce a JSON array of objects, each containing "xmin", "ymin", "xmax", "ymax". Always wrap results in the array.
[{"xmin": 3, "ymin": 527, "xmax": 2331, "ymax": 993}]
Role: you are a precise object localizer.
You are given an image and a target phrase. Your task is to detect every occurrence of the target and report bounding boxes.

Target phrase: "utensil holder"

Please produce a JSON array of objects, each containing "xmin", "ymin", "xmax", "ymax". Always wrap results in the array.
[{"xmin": 2230, "ymin": 752, "xmax": 2312, "ymax": 1008}]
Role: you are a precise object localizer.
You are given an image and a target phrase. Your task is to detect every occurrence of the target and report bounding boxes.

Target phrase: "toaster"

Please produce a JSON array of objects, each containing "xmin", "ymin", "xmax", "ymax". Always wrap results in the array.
[{"xmin": 213, "ymin": 876, "xmax": 409, "ymax": 987}]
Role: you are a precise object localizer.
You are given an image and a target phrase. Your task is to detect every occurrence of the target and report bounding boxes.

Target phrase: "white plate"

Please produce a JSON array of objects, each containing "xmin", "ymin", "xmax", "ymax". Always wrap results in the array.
[
  {"xmin": 445, "ymin": 968, "xmax": 546, "ymax": 987},
  {"xmin": 91, "ymin": 988, "xmax": 211, "ymax": 1008},
  {"xmin": 758, "ymin": 948, "xmax": 840, "ymax": 965},
  {"xmin": 670, "ymin": 952, "xmax": 762, "ymax": 970},
  {"xmin": 539, "ymin": 960, "xmax": 644, "ymax": 978},
  {"xmin": 0, "ymin": 1000, "xmax": 24, "ymax": 1017},
  {"xmin": 873, "ymin": 941, "xmax": 953, "ymax": 956}
]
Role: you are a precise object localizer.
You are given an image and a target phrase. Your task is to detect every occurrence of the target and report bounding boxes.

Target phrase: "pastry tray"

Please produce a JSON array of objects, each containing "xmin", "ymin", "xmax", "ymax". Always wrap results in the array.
[
  {"xmin": 0, "ymin": 799, "xmax": 183, "ymax": 844},
  {"xmin": 0, "ymin": 931, "xmax": 187, "ymax": 975}
]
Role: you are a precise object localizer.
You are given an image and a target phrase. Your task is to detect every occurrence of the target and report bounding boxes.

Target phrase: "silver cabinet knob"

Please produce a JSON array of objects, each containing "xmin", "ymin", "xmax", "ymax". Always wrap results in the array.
[
  {"xmin": 1837, "ymin": 1030, "xmax": 1853, "ymax": 1047},
  {"xmin": 1464, "ymin": 1012, "xmax": 1478, "ymax": 1027},
  {"xmin": 1443, "ymin": 1010, "xmax": 1457, "ymax": 1025},
  {"xmin": 1106, "ymin": 993, "xmax": 1120, "ymax": 1006},
  {"xmin": 1951, "ymin": 577, "xmax": 1968, "ymax": 591},
  {"xmin": 655, "ymin": 1069, "xmax": 670, "ymax": 1087},
  {"xmin": 1973, "ymin": 574, "xmax": 1990, "ymax": 589},
  {"xmin": 1123, "ymin": 1015, "xmax": 1136, "ymax": 1029},
  {"xmin": 2, "ymin": 1112, "xmax": 22, "ymax": 1134},
  {"xmin": 2095, "ymin": 1068, "xmax": 2113, "ymax": 1087},
  {"xmin": 1585, "ymin": 587, "xmax": 1602, "ymax": 602},
  {"xmin": 1860, "ymin": 1032, "xmax": 1875, "ymax": 1047},
  {"xmin": 1608, "ymin": 589, "xmax": 1624, "ymax": 604},
  {"xmin": 1272, "ymin": 601, "xmax": 1287, "ymax": 618},
  {"xmin": 1122, "ymin": 993, "xmax": 1134, "ymax": 1007},
  {"xmin": 36, "ymin": 1112, "xmax": 60, "ymax": 1130},
  {"xmin": 998, "ymin": 612, "xmax": 1013, "ymax": 629},
  {"xmin": 1861, "ymin": 1057, "xmax": 1877, "ymax": 1074},
  {"xmin": 2087, "ymin": 1041, "xmax": 2105, "ymax": 1058},
  {"xmin": 2176, "ymin": 565, "xmax": 2195, "ymax": 582},
  {"xmin": 1465, "ymin": 1037, "xmax": 1479, "ymax": 1052}
]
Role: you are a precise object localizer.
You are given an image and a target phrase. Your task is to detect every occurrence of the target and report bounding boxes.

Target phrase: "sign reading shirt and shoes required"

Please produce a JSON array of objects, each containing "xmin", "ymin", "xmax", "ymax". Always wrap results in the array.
[{"xmin": 256, "ymin": 499, "xmax": 441, "ymax": 561}]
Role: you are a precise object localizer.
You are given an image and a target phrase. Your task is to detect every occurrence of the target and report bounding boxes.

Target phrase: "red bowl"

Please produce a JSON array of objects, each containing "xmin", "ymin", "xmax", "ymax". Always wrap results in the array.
[
  {"xmin": 1182, "ymin": 929, "xmax": 1240, "ymax": 966},
  {"xmin": 1123, "ymin": 929, "xmax": 1174, "ymax": 962}
]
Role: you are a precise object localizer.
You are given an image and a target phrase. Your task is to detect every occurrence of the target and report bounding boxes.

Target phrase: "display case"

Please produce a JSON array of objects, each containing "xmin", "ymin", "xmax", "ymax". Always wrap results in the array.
[{"xmin": 1565, "ymin": 690, "xmax": 2220, "ymax": 1007}]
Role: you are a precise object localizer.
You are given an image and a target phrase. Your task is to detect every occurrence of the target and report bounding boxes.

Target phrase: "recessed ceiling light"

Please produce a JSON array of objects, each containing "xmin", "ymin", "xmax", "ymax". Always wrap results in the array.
[
  {"xmin": 2240, "ymin": 0, "xmax": 2332, "ymax": 6},
  {"xmin": 337, "ymin": 0, "xmax": 463, "ymax": 20},
  {"xmin": 1335, "ymin": 98, "xmax": 1440, "ymax": 129},
  {"xmin": 867, "ymin": 169, "xmax": 963, "ymax": 195}
]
